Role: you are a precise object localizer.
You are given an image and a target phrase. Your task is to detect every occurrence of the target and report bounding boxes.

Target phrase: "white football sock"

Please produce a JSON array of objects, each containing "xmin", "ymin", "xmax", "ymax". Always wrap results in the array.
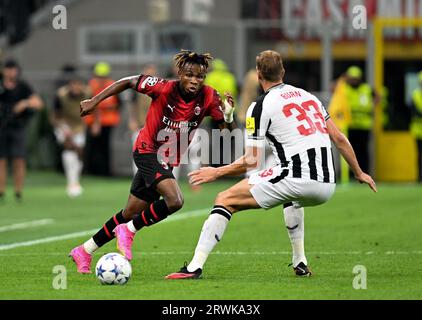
[
  {"xmin": 127, "ymin": 220, "xmax": 137, "ymax": 233},
  {"xmin": 187, "ymin": 208, "xmax": 231, "ymax": 272},
  {"xmin": 283, "ymin": 204, "xmax": 307, "ymax": 267},
  {"xmin": 62, "ymin": 150, "xmax": 80, "ymax": 186},
  {"xmin": 83, "ymin": 238, "xmax": 99, "ymax": 255}
]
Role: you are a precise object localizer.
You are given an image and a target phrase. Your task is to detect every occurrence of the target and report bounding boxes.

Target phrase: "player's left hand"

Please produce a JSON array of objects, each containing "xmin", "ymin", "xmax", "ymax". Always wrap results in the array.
[
  {"xmin": 355, "ymin": 172, "xmax": 377, "ymax": 193},
  {"xmin": 80, "ymin": 99, "xmax": 97, "ymax": 117},
  {"xmin": 222, "ymin": 92, "xmax": 235, "ymax": 123},
  {"xmin": 188, "ymin": 167, "xmax": 218, "ymax": 186}
]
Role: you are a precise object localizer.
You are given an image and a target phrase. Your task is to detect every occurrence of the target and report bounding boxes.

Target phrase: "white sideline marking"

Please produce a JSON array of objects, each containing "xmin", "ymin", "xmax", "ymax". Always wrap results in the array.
[
  {"xmin": 0, "ymin": 229, "xmax": 98, "ymax": 251},
  {"xmin": 0, "ymin": 209, "xmax": 209, "ymax": 251},
  {"xmin": 0, "ymin": 219, "xmax": 54, "ymax": 233}
]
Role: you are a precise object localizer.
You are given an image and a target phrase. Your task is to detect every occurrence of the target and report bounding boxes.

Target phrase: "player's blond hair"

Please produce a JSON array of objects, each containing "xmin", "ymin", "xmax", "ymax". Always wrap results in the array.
[{"xmin": 256, "ymin": 50, "xmax": 285, "ymax": 82}]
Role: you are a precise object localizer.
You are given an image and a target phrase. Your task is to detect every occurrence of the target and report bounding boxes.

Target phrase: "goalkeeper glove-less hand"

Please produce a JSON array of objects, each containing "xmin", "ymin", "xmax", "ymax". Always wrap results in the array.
[{"xmin": 223, "ymin": 99, "xmax": 235, "ymax": 123}]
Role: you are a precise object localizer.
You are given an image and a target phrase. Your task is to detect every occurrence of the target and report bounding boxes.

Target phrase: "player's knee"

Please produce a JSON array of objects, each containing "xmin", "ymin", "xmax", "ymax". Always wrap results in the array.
[
  {"xmin": 165, "ymin": 194, "xmax": 184, "ymax": 213},
  {"xmin": 122, "ymin": 207, "xmax": 137, "ymax": 220},
  {"xmin": 215, "ymin": 190, "xmax": 231, "ymax": 206}
]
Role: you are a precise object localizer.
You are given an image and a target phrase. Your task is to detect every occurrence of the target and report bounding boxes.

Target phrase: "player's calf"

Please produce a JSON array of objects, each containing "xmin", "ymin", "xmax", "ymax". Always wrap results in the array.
[{"xmin": 119, "ymin": 199, "xmax": 180, "ymax": 259}]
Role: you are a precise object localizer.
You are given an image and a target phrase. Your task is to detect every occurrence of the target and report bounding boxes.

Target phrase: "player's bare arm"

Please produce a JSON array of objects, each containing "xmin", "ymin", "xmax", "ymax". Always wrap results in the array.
[
  {"xmin": 188, "ymin": 146, "xmax": 262, "ymax": 185},
  {"xmin": 218, "ymin": 92, "xmax": 238, "ymax": 131},
  {"xmin": 80, "ymin": 76, "xmax": 139, "ymax": 117},
  {"xmin": 326, "ymin": 118, "xmax": 377, "ymax": 192}
]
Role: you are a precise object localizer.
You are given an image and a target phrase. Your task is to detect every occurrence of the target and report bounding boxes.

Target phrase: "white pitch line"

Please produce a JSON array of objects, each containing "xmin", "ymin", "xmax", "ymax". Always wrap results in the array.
[
  {"xmin": 0, "ymin": 229, "xmax": 98, "ymax": 251},
  {"xmin": 0, "ymin": 219, "xmax": 54, "ymax": 233},
  {"xmin": 0, "ymin": 209, "xmax": 209, "ymax": 251}
]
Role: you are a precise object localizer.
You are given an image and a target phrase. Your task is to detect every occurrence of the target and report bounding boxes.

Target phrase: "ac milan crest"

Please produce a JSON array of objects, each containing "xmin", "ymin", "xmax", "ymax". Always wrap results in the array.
[{"xmin": 161, "ymin": 161, "xmax": 169, "ymax": 170}]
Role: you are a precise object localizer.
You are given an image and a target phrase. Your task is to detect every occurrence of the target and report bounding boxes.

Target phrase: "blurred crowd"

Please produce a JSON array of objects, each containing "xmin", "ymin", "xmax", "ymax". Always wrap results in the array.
[{"xmin": 1, "ymin": 57, "xmax": 422, "ymax": 200}]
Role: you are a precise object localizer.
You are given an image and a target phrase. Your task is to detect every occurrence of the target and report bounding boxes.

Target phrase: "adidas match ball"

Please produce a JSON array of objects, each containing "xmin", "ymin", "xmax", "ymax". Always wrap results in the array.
[{"xmin": 95, "ymin": 253, "xmax": 132, "ymax": 285}]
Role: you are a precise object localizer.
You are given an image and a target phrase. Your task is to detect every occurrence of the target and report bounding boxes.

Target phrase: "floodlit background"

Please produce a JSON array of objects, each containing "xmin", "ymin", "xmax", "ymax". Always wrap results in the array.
[{"xmin": 1, "ymin": 0, "xmax": 421, "ymax": 180}]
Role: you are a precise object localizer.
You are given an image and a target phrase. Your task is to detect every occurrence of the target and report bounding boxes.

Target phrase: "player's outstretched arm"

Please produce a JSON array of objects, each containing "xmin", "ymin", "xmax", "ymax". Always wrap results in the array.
[
  {"xmin": 326, "ymin": 119, "xmax": 377, "ymax": 192},
  {"xmin": 188, "ymin": 146, "xmax": 262, "ymax": 185},
  {"xmin": 80, "ymin": 76, "xmax": 139, "ymax": 117}
]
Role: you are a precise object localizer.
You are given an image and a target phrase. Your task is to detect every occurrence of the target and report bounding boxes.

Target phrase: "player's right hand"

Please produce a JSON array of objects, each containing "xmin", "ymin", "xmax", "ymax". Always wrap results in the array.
[
  {"xmin": 355, "ymin": 172, "xmax": 377, "ymax": 193},
  {"xmin": 188, "ymin": 167, "xmax": 218, "ymax": 186},
  {"xmin": 80, "ymin": 99, "xmax": 97, "ymax": 117},
  {"xmin": 222, "ymin": 92, "xmax": 235, "ymax": 123}
]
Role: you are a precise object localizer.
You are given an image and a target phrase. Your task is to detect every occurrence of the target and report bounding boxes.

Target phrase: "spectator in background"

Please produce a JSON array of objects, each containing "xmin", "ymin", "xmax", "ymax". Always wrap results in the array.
[
  {"xmin": 410, "ymin": 71, "xmax": 422, "ymax": 183},
  {"xmin": 238, "ymin": 68, "xmax": 262, "ymax": 125},
  {"xmin": 343, "ymin": 66, "xmax": 379, "ymax": 176},
  {"xmin": 204, "ymin": 59, "xmax": 238, "ymax": 169},
  {"xmin": 237, "ymin": 68, "xmax": 273, "ymax": 174},
  {"xmin": 51, "ymin": 64, "xmax": 79, "ymax": 170},
  {"xmin": 55, "ymin": 64, "xmax": 77, "ymax": 90},
  {"xmin": 327, "ymin": 76, "xmax": 352, "ymax": 184},
  {"xmin": 0, "ymin": 59, "xmax": 43, "ymax": 201},
  {"xmin": 84, "ymin": 62, "xmax": 121, "ymax": 176},
  {"xmin": 52, "ymin": 74, "xmax": 91, "ymax": 198},
  {"xmin": 205, "ymin": 58, "xmax": 238, "ymax": 106},
  {"xmin": 129, "ymin": 63, "xmax": 158, "ymax": 175}
]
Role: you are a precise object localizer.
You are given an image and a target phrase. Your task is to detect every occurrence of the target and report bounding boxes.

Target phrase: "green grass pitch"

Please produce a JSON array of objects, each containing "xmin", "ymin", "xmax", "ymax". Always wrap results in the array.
[{"xmin": 0, "ymin": 171, "xmax": 421, "ymax": 300}]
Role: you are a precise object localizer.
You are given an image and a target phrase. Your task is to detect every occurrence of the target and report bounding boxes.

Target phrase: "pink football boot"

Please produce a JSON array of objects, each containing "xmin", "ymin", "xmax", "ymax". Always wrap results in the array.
[
  {"xmin": 114, "ymin": 224, "xmax": 135, "ymax": 260},
  {"xmin": 69, "ymin": 245, "xmax": 92, "ymax": 274}
]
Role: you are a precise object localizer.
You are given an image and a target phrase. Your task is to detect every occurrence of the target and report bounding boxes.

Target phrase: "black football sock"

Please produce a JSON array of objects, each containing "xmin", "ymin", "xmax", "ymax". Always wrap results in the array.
[
  {"xmin": 92, "ymin": 210, "xmax": 127, "ymax": 247},
  {"xmin": 132, "ymin": 200, "xmax": 172, "ymax": 230}
]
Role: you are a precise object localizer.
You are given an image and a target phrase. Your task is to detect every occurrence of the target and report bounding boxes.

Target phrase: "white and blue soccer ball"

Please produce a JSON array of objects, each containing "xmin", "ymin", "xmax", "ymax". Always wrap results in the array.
[{"xmin": 95, "ymin": 253, "xmax": 132, "ymax": 285}]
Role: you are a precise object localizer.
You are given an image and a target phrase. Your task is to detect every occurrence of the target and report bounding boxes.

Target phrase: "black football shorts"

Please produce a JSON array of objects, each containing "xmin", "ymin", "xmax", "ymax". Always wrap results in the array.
[
  {"xmin": 0, "ymin": 127, "xmax": 27, "ymax": 159},
  {"xmin": 130, "ymin": 151, "xmax": 175, "ymax": 203}
]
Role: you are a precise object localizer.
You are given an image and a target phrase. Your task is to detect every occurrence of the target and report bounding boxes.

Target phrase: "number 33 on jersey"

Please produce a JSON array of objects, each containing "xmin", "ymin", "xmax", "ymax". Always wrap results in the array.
[{"xmin": 245, "ymin": 83, "xmax": 336, "ymax": 184}]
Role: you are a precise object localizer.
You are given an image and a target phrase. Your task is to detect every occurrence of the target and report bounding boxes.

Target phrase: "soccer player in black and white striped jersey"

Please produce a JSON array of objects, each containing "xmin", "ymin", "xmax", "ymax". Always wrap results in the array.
[{"xmin": 166, "ymin": 50, "xmax": 377, "ymax": 279}]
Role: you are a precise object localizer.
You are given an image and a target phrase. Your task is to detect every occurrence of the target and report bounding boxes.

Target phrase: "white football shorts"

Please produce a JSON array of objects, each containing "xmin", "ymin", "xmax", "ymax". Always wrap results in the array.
[
  {"xmin": 249, "ymin": 165, "xmax": 336, "ymax": 209},
  {"xmin": 54, "ymin": 125, "xmax": 86, "ymax": 148}
]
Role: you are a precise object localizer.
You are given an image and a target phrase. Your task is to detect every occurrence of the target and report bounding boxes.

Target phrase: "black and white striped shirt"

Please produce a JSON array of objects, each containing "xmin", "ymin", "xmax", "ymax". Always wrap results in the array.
[{"xmin": 245, "ymin": 83, "xmax": 336, "ymax": 183}]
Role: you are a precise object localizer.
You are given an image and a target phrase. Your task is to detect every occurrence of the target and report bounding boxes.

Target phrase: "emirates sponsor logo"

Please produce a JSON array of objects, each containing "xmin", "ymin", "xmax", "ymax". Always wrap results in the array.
[{"xmin": 162, "ymin": 116, "xmax": 198, "ymax": 133}]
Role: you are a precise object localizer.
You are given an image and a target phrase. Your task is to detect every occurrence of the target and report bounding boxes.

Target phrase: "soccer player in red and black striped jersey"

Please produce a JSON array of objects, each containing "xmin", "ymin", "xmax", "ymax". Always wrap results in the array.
[{"xmin": 69, "ymin": 50, "xmax": 237, "ymax": 273}]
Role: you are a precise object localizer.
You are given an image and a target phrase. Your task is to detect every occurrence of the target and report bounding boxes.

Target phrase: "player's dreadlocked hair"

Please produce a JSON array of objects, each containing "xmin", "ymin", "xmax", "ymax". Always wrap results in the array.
[{"xmin": 173, "ymin": 49, "xmax": 213, "ymax": 71}]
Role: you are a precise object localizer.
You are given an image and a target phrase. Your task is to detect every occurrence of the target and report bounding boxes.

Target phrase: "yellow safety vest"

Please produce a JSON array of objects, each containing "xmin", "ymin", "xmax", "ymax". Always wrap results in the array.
[
  {"xmin": 328, "ymin": 78, "xmax": 351, "ymax": 133},
  {"xmin": 345, "ymin": 83, "xmax": 373, "ymax": 130},
  {"xmin": 410, "ymin": 88, "xmax": 422, "ymax": 139}
]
